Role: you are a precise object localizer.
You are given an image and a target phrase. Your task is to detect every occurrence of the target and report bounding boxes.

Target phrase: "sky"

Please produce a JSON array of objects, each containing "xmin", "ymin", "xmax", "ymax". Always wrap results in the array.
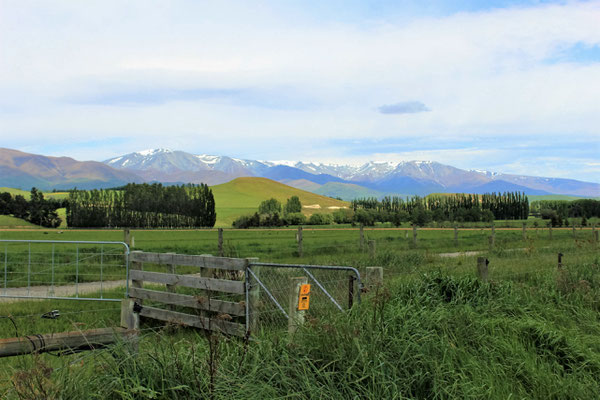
[{"xmin": 0, "ymin": 0, "xmax": 599, "ymax": 182}]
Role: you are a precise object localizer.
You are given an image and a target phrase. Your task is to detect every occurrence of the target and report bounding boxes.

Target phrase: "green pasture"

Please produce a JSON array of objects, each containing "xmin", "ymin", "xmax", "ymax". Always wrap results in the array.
[
  {"xmin": 0, "ymin": 187, "xmax": 69, "ymax": 200},
  {"xmin": 212, "ymin": 177, "xmax": 348, "ymax": 227},
  {"xmin": 0, "ymin": 216, "xmax": 40, "ymax": 229},
  {"xmin": 0, "ymin": 227, "xmax": 599, "ymax": 398}
]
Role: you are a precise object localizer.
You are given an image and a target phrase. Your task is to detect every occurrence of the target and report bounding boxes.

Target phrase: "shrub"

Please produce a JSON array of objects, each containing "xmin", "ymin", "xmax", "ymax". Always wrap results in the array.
[
  {"xmin": 308, "ymin": 213, "xmax": 333, "ymax": 225},
  {"xmin": 284, "ymin": 212, "xmax": 307, "ymax": 225}
]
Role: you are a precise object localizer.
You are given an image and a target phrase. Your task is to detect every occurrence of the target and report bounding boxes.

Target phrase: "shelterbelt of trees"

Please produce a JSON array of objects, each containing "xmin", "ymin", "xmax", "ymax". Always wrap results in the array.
[
  {"xmin": 67, "ymin": 183, "xmax": 216, "ymax": 228},
  {"xmin": 530, "ymin": 199, "xmax": 600, "ymax": 227},
  {"xmin": 0, "ymin": 188, "xmax": 64, "ymax": 228},
  {"xmin": 350, "ymin": 192, "xmax": 529, "ymax": 226}
]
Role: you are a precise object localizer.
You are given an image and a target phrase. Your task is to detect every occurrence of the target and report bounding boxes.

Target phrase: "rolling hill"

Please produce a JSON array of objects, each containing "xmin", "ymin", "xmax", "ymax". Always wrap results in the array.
[
  {"xmin": 0, "ymin": 148, "xmax": 142, "ymax": 191},
  {"xmin": 211, "ymin": 177, "xmax": 349, "ymax": 227}
]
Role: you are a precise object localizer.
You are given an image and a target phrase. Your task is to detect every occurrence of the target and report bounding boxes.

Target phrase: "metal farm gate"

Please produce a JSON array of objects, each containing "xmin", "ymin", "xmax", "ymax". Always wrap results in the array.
[
  {"xmin": 0, "ymin": 241, "xmax": 362, "ymax": 338},
  {"xmin": 0, "ymin": 240, "xmax": 130, "ymax": 302},
  {"xmin": 246, "ymin": 262, "xmax": 362, "ymax": 334}
]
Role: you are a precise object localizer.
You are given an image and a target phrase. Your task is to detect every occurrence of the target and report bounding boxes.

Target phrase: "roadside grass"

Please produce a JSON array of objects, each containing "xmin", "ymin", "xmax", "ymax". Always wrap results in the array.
[{"xmin": 3, "ymin": 258, "xmax": 600, "ymax": 399}]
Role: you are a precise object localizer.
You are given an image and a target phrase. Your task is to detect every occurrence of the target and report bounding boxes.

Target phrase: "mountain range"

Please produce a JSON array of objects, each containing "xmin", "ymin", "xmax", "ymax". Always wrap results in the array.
[{"xmin": 1, "ymin": 147, "xmax": 598, "ymax": 198}]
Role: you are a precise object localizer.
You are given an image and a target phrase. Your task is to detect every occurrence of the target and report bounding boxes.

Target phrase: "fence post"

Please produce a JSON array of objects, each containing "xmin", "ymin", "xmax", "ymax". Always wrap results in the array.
[
  {"xmin": 359, "ymin": 224, "xmax": 365, "ymax": 250},
  {"xmin": 488, "ymin": 235, "xmax": 494, "ymax": 251},
  {"xmin": 165, "ymin": 252, "xmax": 176, "ymax": 311},
  {"xmin": 124, "ymin": 228, "xmax": 131, "ymax": 254},
  {"xmin": 365, "ymin": 267, "xmax": 383, "ymax": 292},
  {"xmin": 120, "ymin": 298, "xmax": 140, "ymax": 331},
  {"xmin": 558, "ymin": 252, "xmax": 563, "ymax": 269},
  {"xmin": 297, "ymin": 226, "xmax": 303, "ymax": 257},
  {"xmin": 454, "ymin": 224, "xmax": 458, "ymax": 247},
  {"xmin": 348, "ymin": 275, "xmax": 355, "ymax": 308},
  {"xmin": 572, "ymin": 224, "xmax": 576, "ymax": 239},
  {"xmin": 368, "ymin": 240, "xmax": 376, "ymax": 258},
  {"xmin": 595, "ymin": 230, "xmax": 599, "ymax": 245},
  {"xmin": 549, "ymin": 225, "xmax": 553, "ymax": 240},
  {"xmin": 412, "ymin": 225, "xmax": 417, "ymax": 247},
  {"xmin": 218, "ymin": 228, "xmax": 224, "ymax": 257},
  {"xmin": 477, "ymin": 257, "xmax": 489, "ymax": 282},
  {"xmin": 288, "ymin": 276, "xmax": 308, "ymax": 336},
  {"xmin": 522, "ymin": 222, "xmax": 527, "ymax": 240},
  {"xmin": 130, "ymin": 251, "xmax": 143, "ymax": 301},
  {"xmin": 246, "ymin": 258, "xmax": 260, "ymax": 333}
]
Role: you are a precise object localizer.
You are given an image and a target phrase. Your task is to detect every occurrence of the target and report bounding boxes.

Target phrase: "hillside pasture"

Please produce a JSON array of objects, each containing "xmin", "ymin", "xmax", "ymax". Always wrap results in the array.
[{"xmin": 211, "ymin": 177, "xmax": 349, "ymax": 227}]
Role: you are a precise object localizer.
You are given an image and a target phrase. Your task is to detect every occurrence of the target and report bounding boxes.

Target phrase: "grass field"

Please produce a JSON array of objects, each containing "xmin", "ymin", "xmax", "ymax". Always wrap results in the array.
[
  {"xmin": 212, "ymin": 177, "xmax": 348, "ymax": 227},
  {"xmin": 0, "ymin": 187, "xmax": 69, "ymax": 200},
  {"xmin": 0, "ymin": 216, "xmax": 40, "ymax": 229},
  {"xmin": 0, "ymin": 225, "xmax": 599, "ymax": 398}
]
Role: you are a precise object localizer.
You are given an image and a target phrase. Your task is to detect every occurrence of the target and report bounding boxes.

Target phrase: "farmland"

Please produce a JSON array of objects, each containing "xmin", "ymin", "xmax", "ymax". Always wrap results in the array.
[
  {"xmin": 211, "ymin": 177, "xmax": 348, "ymax": 227},
  {"xmin": 0, "ymin": 225, "xmax": 599, "ymax": 398}
]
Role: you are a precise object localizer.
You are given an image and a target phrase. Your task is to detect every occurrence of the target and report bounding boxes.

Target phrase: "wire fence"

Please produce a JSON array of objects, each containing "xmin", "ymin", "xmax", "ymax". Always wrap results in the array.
[
  {"xmin": 0, "ymin": 240, "xmax": 129, "ymax": 301},
  {"xmin": 247, "ymin": 262, "xmax": 361, "ymax": 335}
]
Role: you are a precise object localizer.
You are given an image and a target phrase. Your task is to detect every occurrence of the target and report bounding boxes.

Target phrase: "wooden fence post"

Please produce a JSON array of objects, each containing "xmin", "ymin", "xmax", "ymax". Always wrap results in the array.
[
  {"xmin": 120, "ymin": 298, "xmax": 140, "ymax": 332},
  {"xmin": 365, "ymin": 267, "xmax": 383, "ymax": 292},
  {"xmin": 454, "ymin": 224, "xmax": 459, "ymax": 247},
  {"xmin": 368, "ymin": 240, "xmax": 376, "ymax": 258},
  {"xmin": 522, "ymin": 222, "xmax": 527, "ymax": 240},
  {"xmin": 572, "ymin": 224, "xmax": 576, "ymax": 239},
  {"xmin": 558, "ymin": 252, "xmax": 563, "ymax": 269},
  {"xmin": 594, "ymin": 230, "xmax": 599, "ymax": 245},
  {"xmin": 359, "ymin": 224, "xmax": 365, "ymax": 250},
  {"xmin": 165, "ymin": 252, "xmax": 176, "ymax": 311},
  {"xmin": 549, "ymin": 225, "xmax": 553, "ymax": 240},
  {"xmin": 288, "ymin": 276, "xmax": 308, "ymax": 336},
  {"xmin": 477, "ymin": 257, "xmax": 489, "ymax": 282},
  {"xmin": 130, "ymin": 251, "xmax": 143, "ymax": 302},
  {"xmin": 246, "ymin": 258, "xmax": 260, "ymax": 333},
  {"xmin": 218, "ymin": 228, "xmax": 224, "ymax": 257},
  {"xmin": 124, "ymin": 228, "xmax": 131, "ymax": 254},
  {"xmin": 348, "ymin": 275, "xmax": 355, "ymax": 309},
  {"xmin": 488, "ymin": 235, "xmax": 494, "ymax": 251},
  {"xmin": 297, "ymin": 226, "xmax": 303, "ymax": 257},
  {"xmin": 412, "ymin": 225, "xmax": 418, "ymax": 247}
]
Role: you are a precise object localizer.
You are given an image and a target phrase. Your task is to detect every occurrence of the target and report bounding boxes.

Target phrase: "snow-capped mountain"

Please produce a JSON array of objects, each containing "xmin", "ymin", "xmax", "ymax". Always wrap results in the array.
[{"xmin": 102, "ymin": 149, "xmax": 600, "ymax": 197}]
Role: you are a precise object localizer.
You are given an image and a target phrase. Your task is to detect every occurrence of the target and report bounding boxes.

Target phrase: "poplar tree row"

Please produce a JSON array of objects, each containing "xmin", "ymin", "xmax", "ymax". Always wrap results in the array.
[
  {"xmin": 66, "ymin": 183, "xmax": 216, "ymax": 228},
  {"xmin": 351, "ymin": 191, "xmax": 529, "ymax": 221}
]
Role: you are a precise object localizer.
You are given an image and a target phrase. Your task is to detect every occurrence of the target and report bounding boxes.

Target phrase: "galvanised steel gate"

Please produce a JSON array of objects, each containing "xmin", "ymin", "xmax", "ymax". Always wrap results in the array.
[
  {"xmin": 246, "ymin": 261, "xmax": 362, "ymax": 333},
  {"xmin": 0, "ymin": 240, "xmax": 130, "ymax": 302}
]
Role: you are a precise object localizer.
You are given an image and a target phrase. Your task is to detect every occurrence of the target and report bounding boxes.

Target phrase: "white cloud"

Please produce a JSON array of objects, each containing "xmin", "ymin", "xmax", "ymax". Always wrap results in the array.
[{"xmin": 0, "ymin": 1, "xmax": 599, "ymax": 181}]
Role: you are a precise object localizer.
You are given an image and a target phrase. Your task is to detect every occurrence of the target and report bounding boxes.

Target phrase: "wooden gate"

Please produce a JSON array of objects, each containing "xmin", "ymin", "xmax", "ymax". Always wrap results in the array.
[{"xmin": 122, "ymin": 251, "xmax": 251, "ymax": 337}]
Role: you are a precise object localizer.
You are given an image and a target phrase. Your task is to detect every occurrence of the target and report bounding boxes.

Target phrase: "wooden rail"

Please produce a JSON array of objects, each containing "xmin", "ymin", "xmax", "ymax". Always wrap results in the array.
[
  {"xmin": 129, "ymin": 270, "xmax": 244, "ymax": 294},
  {"xmin": 127, "ymin": 251, "xmax": 250, "ymax": 337},
  {"xmin": 0, "ymin": 328, "xmax": 135, "ymax": 358},
  {"xmin": 130, "ymin": 251, "xmax": 246, "ymax": 271}
]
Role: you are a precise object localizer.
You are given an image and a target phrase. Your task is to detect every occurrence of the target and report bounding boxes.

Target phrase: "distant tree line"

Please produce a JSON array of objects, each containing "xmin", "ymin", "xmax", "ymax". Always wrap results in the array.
[
  {"xmin": 67, "ymin": 183, "xmax": 216, "ymax": 228},
  {"xmin": 0, "ymin": 188, "xmax": 63, "ymax": 228},
  {"xmin": 530, "ymin": 199, "xmax": 600, "ymax": 227},
  {"xmin": 350, "ymin": 192, "xmax": 529, "ymax": 226}
]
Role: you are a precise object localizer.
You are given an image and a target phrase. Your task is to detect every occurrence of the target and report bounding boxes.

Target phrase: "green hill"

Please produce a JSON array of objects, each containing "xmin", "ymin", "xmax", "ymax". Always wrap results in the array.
[
  {"xmin": 211, "ymin": 177, "xmax": 349, "ymax": 227},
  {"xmin": 0, "ymin": 215, "xmax": 40, "ymax": 229},
  {"xmin": 314, "ymin": 182, "xmax": 386, "ymax": 201},
  {"xmin": 0, "ymin": 187, "xmax": 69, "ymax": 200}
]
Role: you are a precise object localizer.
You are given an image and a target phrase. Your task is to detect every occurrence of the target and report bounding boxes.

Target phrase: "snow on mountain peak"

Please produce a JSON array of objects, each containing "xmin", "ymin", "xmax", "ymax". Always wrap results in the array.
[{"xmin": 137, "ymin": 148, "xmax": 172, "ymax": 156}]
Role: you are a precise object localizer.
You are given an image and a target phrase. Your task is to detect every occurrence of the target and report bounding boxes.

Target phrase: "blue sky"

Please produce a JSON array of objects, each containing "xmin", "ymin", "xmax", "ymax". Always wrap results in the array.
[{"xmin": 0, "ymin": 0, "xmax": 599, "ymax": 182}]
